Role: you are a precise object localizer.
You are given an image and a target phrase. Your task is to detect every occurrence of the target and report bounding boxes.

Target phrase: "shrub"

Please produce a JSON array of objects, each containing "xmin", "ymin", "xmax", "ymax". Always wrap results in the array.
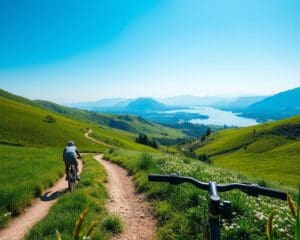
[
  {"xmin": 154, "ymin": 201, "xmax": 172, "ymax": 223},
  {"xmin": 183, "ymin": 158, "xmax": 190, "ymax": 164},
  {"xmin": 198, "ymin": 153, "xmax": 211, "ymax": 164},
  {"xmin": 0, "ymin": 208, "xmax": 10, "ymax": 228},
  {"xmin": 136, "ymin": 134, "xmax": 159, "ymax": 149},
  {"xmin": 138, "ymin": 153, "xmax": 152, "ymax": 170},
  {"xmin": 108, "ymin": 148, "xmax": 115, "ymax": 154},
  {"xmin": 44, "ymin": 114, "xmax": 56, "ymax": 123},
  {"xmin": 101, "ymin": 215, "xmax": 123, "ymax": 234}
]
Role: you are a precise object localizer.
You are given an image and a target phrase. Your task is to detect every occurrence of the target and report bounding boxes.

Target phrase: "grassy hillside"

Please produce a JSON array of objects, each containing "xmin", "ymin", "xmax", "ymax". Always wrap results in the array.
[
  {"xmin": 0, "ymin": 145, "xmax": 63, "ymax": 217},
  {"xmin": 104, "ymin": 149, "xmax": 295, "ymax": 240},
  {"xmin": 0, "ymin": 89, "xmax": 40, "ymax": 108},
  {"xmin": 0, "ymin": 90, "xmax": 159, "ymax": 152},
  {"xmin": 35, "ymin": 99, "xmax": 185, "ymax": 142},
  {"xmin": 0, "ymin": 90, "xmax": 159, "ymax": 226},
  {"xmin": 195, "ymin": 115, "xmax": 300, "ymax": 187},
  {"xmin": 0, "ymin": 96, "xmax": 95, "ymax": 147}
]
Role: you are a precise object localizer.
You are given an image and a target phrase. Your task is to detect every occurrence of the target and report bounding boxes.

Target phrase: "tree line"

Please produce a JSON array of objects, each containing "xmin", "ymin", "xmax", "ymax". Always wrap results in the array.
[{"xmin": 135, "ymin": 134, "xmax": 158, "ymax": 149}]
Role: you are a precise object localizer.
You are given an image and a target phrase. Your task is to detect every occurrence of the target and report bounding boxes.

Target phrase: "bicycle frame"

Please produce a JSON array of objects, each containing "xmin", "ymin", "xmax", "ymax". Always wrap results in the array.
[
  {"xmin": 148, "ymin": 173, "xmax": 287, "ymax": 240},
  {"xmin": 68, "ymin": 164, "xmax": 77, "ymax": 192}
]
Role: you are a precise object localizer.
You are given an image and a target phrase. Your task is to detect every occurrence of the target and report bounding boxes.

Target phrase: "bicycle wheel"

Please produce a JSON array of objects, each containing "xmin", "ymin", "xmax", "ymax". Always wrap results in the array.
[{"xmin": 68, "ymin": 165, "xmax": 76, "ymax": 192}]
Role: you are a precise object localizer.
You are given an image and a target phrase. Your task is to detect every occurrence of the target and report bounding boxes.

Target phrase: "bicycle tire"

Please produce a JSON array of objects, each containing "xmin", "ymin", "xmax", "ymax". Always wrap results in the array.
[{"xmin": 68, "ymin": 164, "xmax": 76, "ymax": 192}]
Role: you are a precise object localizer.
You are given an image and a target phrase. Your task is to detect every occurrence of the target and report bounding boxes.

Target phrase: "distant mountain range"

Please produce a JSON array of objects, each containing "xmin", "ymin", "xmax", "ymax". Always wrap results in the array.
[
  {"xmin": 240, "ymin": 87, "xmax": 300, "ymax": 122},
  {"xmin": 217, "ymin": 96, "xmax": 267, "ymax": 112},
  {"xmin": 68, "ymin": 86, "xmax": 300, "ymax": 123},
  {"xmin": 86, "ymin": 98, "xmax": 179, "ymax": 113},
  {"xmin": 69, "ymin": 95, "xmax": 233, "ymax": 109},
  {"xmin": 69, "ymin": 98, "xmax": 129, "ymax": 110},
  {"xmin": 71, "ymin": 97, "xmax": 208, "ymax": 124},
  {"xmin": 159, "ymin": 95, "xmax": 231, "ymax": 107}
]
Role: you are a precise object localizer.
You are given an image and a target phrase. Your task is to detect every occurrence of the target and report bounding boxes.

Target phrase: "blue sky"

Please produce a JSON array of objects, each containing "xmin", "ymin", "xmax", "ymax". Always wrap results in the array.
[{"xmin": 0, "ymin": 0, "xmax": 299, "ymax": 103}]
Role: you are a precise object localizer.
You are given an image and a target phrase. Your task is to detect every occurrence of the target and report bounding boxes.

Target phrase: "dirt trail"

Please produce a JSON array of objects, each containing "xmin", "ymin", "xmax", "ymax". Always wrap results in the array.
[
  {"xmin": 94, "ymin": 154, "xmax": 156, "ymax": 240},
  {"xmin": 84, "ymin": 129, "xmax": 112, "ymax": 147},
  {"xmin": 0, "ymin": 161, "xmax": 83, "ymax": 240}
]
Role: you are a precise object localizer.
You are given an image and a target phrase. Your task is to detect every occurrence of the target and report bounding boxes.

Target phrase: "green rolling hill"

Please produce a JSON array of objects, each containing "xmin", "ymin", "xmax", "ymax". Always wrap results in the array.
[
  {"xmin": 195, "ymin": 115, "xmax": 300, "ymax": 187},
  {"xmin": 0, "ymin": 89, "xmax": 168, "ymax": 220},
  {"xmin": 34, "ymin": 99, "xmax": 186, "ymax": 142},
  {"xmin": 0, "ymin": 95, "xmax": 90, "ymax": 147}
]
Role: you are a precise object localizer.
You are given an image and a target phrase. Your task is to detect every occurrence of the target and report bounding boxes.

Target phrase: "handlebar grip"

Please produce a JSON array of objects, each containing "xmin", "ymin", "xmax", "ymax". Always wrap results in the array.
[
  {"xmin": 258, "ymin": 186, "xmax": 287, "ymax": 201},
  {"xmin": 148, "ymin": 174, "xmax": 171, "ymax": 182}
]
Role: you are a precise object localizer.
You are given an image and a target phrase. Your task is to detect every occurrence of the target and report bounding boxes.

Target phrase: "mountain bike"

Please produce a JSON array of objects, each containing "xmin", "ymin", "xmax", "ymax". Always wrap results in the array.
[
  {"xmin": 148, "ymin": 173, "xmax": 287, "ymax": 240},
  {"xmin": 67, "ymin": 163, "xmax": 78, "ymax": 192}
]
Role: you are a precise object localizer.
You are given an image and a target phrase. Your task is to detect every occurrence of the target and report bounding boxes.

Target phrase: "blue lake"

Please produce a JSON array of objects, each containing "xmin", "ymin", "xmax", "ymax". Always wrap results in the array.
[{"xmin": 165, "ymin": 107, "xmax": 259, "ymax": 127}]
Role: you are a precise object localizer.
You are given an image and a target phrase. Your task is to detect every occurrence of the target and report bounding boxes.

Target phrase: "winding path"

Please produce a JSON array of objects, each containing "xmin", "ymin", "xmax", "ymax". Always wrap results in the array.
[
  {"xmin": 94, "ymin": 154, "xmax": 156, "ymax": 240},
  {"xmin": 0, "ymin": 161, "xmax": 83, "ymax": 240},
  {"xmin": 84, "ymin": 128, "xmax": 112, "ymax": 147},
  {"xmin": 0, "ymin": 129, "xmax": 156, "ymax": 240}
]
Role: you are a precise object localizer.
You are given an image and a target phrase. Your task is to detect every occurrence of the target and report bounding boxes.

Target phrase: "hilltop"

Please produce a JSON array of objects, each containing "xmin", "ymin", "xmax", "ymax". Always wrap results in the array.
[{"xmin": 126, "ymin": 98, "xmax": 170, "ymax": 112}]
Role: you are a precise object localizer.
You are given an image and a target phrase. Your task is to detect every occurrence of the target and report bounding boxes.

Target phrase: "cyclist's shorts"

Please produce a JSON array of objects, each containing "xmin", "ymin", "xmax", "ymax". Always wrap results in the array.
[{"xmin": 64, "ymin": 156, "xmax": 78, "ymax": 165}]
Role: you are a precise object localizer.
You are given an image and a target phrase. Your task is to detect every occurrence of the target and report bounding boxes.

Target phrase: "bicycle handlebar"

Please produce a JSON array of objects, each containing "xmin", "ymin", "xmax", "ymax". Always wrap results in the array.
[{"xmin": 148, "ymin": 174, "xmax": 287, "ymax": 201}]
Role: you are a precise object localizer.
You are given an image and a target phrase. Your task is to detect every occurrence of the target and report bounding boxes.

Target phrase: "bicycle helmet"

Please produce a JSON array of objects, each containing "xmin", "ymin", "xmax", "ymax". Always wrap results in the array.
[{"xmin": 67, "ymin": 140, "xmax": 75, "ymax": 146}]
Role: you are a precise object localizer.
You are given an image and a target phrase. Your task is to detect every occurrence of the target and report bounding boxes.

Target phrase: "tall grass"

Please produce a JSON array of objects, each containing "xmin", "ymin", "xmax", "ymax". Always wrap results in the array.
[
  {"xmin": 55, "ymin": 209, "xmax": 101, "ymax": 240},
  {"xmin": 266, "ymin": 189, "xmax": 300, "ymax": 240},
  {"xmin": 0, "ymin": 145, "xmax": 63, "ymax": 221}
]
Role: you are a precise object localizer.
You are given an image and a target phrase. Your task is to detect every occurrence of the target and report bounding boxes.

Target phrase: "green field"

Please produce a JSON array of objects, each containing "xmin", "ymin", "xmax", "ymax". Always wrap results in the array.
[
  {"xmin": 195, "ymin": 116, "xmax": 300, "ymax": 187},
  {"xmin": 104, "ymin": 148, "xmax": 296, "ymax": 240}
]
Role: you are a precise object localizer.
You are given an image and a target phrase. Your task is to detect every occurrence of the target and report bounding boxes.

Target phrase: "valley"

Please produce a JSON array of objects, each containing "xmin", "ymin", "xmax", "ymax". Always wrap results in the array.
[{"xmin": 0, "ymin": 88, "xmax": 298, "ymax": 239}]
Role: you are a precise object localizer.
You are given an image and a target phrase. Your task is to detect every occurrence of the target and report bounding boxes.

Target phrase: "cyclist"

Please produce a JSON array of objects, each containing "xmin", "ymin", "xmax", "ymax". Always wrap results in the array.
[{"xmin": 63, "ymin": 140, "xmax": 81, "ymax": 180}]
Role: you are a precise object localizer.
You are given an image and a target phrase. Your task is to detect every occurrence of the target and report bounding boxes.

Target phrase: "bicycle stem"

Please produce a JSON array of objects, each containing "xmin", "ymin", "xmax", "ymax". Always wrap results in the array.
[{"xmin": 208, "ymin": 181, "xmax": 221, "ymax": 240}]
